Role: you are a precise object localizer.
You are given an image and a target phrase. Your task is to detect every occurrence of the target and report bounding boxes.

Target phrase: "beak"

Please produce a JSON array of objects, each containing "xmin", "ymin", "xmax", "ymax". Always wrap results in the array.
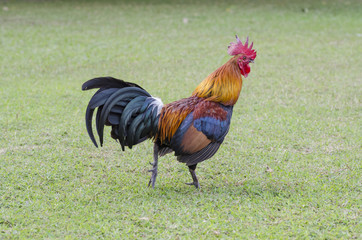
[{"xmin": 249, "ymin": 59, "xmax": 254, "ymax": 63}]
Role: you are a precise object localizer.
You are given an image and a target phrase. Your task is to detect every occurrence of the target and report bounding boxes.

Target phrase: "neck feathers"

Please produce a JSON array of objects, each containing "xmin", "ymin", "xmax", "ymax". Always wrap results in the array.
[{"xmin": 192, "ymin": 56, "xmax": 242, "ymax": 106}]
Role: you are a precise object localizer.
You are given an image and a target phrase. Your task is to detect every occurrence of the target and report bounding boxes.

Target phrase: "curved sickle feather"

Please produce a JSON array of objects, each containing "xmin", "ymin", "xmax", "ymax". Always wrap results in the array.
[{"xmin": 97, "ymin": 87, "xmax": 151, "ymax": 146}]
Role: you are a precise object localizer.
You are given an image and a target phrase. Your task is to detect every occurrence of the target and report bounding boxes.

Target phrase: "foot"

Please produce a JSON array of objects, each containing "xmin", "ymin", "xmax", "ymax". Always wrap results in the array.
[
  {"xmin": 148, "ymin": 143, "xmax": 160, "ymax": 189},
  {"xmin": 186, "ymin": 168, "xmax": 200, "ymax": 189},
  {"xmin": 185, "ymin": 181, "xmax": 200, "ymax": 189},
  {"xmin": 148, "ymin": 167, "xmax": 157, "ymax": 189}
]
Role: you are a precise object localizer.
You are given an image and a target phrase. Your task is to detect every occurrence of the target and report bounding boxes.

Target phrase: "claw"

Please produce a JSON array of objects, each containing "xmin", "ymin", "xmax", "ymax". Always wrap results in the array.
[{"xmin": 148, "ymin": 179, "xmax": 153, "ymax": 188}]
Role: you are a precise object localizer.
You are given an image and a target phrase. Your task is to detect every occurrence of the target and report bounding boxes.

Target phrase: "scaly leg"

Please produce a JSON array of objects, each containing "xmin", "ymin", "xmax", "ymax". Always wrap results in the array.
[
  {"xmin": 185, "ymin": 164, "xmax": 200, "ymax": 189},
  {"xmin": 148, "ymin": 143, "xmax": 159, "ymax": 188}
]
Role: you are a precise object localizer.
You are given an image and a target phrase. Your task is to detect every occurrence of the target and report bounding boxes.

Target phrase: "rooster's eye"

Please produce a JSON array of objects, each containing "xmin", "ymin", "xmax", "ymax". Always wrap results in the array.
[{"xmin": 243, "ymin": 56, "xmax": 246, "ymax": 60}]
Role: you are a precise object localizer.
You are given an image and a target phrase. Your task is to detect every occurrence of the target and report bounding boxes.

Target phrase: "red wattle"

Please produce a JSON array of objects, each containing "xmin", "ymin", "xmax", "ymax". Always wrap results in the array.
[{"xmin": 240, "ymin": 63, "xmax": 250, "ymax": 78}]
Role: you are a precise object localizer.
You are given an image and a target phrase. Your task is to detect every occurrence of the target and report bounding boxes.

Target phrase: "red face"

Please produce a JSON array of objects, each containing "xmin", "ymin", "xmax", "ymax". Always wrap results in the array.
[{"xmin": 238, "ymin": 55, "xmax": 254, "ymax": 78}]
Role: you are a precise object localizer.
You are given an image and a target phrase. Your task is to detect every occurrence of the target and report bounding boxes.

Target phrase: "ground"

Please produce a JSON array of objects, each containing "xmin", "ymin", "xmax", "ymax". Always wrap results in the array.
[{"xmin": 0, "ymin": 0, "xmax": 361, "ymax": 239}]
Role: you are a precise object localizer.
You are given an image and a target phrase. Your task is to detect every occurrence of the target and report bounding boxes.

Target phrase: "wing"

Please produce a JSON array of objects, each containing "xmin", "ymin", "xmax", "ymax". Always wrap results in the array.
[
  {"xmin": 193, "ymin": 101, "xmax": 233, "ymax": 142},
  {"xmin": 169, "ymin": 101, "xmax": 233, "ymax": 166}
]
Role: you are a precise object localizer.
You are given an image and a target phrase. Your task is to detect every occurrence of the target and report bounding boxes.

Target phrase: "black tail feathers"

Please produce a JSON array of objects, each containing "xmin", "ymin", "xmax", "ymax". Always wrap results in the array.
[
  {"xmin": 82, "ymin": 77, "xmax": 144, "ymax": 91},
  {"xmin": 83, "ymin": 77, "xmax": 163, "ymax": 150}
]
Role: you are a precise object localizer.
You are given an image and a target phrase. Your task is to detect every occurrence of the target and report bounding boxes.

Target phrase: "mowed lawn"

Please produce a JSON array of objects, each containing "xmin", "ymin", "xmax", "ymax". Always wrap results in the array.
[{"xmin": 0, "ymin": 0, "xmax": 361, "ymax": 238}]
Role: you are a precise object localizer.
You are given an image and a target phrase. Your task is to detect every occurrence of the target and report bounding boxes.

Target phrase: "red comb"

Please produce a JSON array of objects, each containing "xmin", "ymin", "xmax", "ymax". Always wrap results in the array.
[{"xmin": 228, "ymin": 35, "xmax": 257, "ymax": 59}]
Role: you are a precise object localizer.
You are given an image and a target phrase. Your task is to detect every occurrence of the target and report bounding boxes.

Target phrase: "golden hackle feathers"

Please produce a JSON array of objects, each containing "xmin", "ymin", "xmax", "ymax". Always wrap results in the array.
[{"xmin": 192, "ymin": 56, "xmax": 242, "ymax": 106}]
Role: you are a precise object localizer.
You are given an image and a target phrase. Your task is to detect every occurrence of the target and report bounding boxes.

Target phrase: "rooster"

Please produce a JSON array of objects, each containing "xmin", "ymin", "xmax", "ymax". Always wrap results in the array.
[{"xmin": 82, "ymin": 35, "xmax": 257, "ymax": 188}]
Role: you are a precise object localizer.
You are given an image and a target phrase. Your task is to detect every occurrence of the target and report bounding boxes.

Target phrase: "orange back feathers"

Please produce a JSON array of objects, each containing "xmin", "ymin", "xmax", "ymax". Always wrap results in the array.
[{"xmin": 157, "ymin": 96, "xmax": 203, "ymax": 144}]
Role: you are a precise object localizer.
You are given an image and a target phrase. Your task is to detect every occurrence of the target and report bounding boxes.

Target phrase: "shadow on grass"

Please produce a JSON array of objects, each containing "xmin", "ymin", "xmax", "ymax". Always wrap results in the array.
[{"xmin": 139, "ymin": 177, "xmax": 304, "ymax": 202}]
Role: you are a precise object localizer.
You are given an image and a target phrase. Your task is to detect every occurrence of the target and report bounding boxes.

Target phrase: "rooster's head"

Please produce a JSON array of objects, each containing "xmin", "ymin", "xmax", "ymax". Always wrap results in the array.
[{"xmin": 228, "ymin": 35, "xmax": 257, "ymax": 78}]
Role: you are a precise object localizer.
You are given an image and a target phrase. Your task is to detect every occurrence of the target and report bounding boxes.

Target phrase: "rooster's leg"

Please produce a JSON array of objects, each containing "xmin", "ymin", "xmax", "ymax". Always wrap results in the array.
[
  {"xmin": 185, "ymin": 164, "xmax": 200, "ymax": 189},
  {"xmin": 148, "ymin": 143, "xmax": 159, "ymax": 188}
]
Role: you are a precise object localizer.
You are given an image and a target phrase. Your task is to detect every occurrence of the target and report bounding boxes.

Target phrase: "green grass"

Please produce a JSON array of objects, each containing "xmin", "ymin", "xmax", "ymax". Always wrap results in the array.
[{"xmin": 1, "ymin": 0, "xmax": 361, "ymax": 238}]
